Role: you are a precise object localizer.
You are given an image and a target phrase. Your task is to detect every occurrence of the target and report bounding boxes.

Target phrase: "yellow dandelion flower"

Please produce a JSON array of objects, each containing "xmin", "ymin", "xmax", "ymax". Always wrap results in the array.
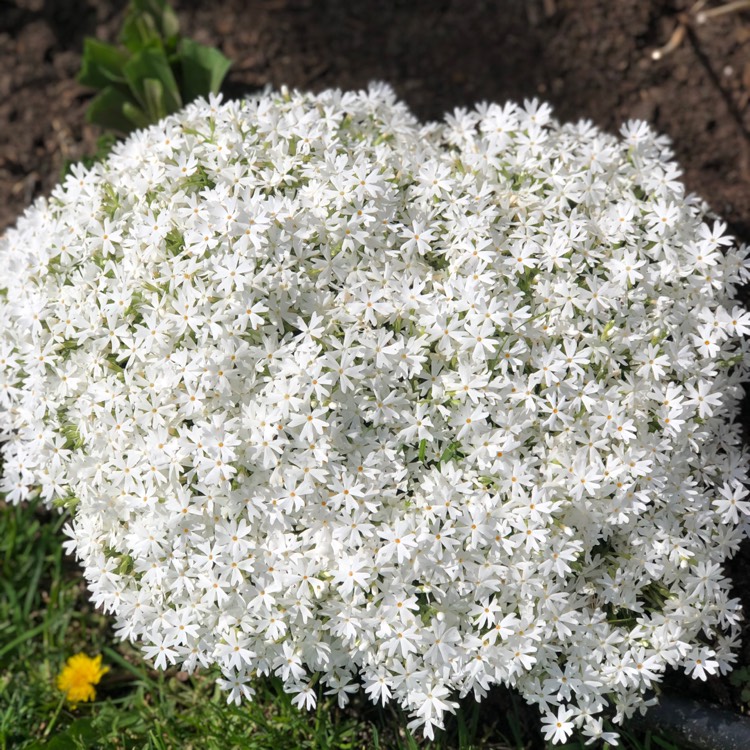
[{"xmin": 56, "ymin": 653, "xmax": 109, "ymax": 707}]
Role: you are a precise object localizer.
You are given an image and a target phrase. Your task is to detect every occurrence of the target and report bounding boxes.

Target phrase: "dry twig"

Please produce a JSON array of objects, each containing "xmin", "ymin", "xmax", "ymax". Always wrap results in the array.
[{"xmin": 650, "ymin": 0, "xmax": 749, "ymax": 60}]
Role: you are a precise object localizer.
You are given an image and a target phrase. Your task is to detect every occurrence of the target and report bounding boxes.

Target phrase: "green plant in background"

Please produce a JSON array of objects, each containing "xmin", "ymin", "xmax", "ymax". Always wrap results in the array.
[
  {"xmin": 78, "ymin": 0, "xmax": 231, "ymax": 134},
  {"xmin": 729, "ymin": 666, "xmax": 750, "ymax": 705}
]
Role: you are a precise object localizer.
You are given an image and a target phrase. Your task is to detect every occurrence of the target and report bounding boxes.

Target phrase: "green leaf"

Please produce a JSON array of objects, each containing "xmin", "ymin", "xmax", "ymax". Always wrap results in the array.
[
  {"xmin": 102, "ymin": 646, "xmax": 160, "ymax": 692},
  {"xmin": 85, "ymin": 86, "xmax": 140, "ymax": 133},
  {"xmin": 121, "ymin": 12, "xmax": 159, "ymax": 51},
  {"xmin": 34, "ymin": 719, "xmax": 98, "ymax": 749},
  {"xmin": 122, "ymin": 101, "xmax": 152, "ymax": 130},
  {"xmin": 61, "ymin": 423, "xmax": 85, "ymax": 450},
  {"xmin": 729, "ymin": 667, "xmax": 750, "ymax": 685},
  {"xmin": 77, "ymin": 38, "xmax": 129, "ymax": 88},
  {"xmin": 114, "ymin": 553, "xmax": 135, "ymax": 576},
  {"xmin": 121, "ymin": 0, "xmax": 180, "ymax": 52},
  {"xmin": 651, "ymin": 735, "xmax": 681, "ymax": 750},
  {"xmin": 141, "ymin": 0, "xmax": 180, "ymax": 42},
  {"xmin": 438, "ymin": 440, "xmax": 462, "ymax": 466},
  {"xmin": 123, "ymin": 47, "xmax": 182, "ymax": 115},
  {"xmin": 178, "ymin": 38, "xmax": 232, "ymax": 103},
  {"xmin": 142, "ymin": 77, "xmax": 167, "ymax": 122},
  {"xmin": 165, "ymin": 228, "xmax": 185, "ymax": 254},
  {"xmin": 418, "ymin": 438, "xmax": 427, "ymax": 463},
  {"xmin": 0, "ymin": 621, "xmax": 47, "ymax": 661}
]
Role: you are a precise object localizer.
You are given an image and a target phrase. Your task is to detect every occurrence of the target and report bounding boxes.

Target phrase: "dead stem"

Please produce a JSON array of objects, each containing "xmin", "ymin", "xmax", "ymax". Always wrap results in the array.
[
  {"xmin": 651, "ymin": 23, "xmax": 687, "ymax": 60},
  {"xmin": 696, "ymin": 0, "xmax": 750, "ymax": 23},
  {"xmin": 651, "ymin": 0, "xmax": 750, "ymax": 61}
]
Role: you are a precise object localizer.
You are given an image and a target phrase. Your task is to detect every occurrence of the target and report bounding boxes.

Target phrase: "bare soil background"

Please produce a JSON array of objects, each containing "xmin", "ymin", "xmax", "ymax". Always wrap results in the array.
[
  {"xmin": 2, "ymin": 0, "xmax": 750, "ymax": 239},
  {"xmin": 2, "ymin": 0, "xmax": 750, "ymax": 715}
]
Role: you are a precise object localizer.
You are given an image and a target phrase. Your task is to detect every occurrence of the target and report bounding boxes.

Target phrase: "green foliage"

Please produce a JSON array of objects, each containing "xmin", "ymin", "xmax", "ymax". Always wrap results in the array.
[
  {"xmin": 78, "ymin": 0, "xmax": 231, "ymax": 135},
  {"xmin": 729, "ymin": 665, "xmax": 750, "ymax": 704}
]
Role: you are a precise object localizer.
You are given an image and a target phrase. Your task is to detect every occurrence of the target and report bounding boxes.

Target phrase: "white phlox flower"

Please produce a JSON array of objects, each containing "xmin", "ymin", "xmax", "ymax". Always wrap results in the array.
[{"xmin": 1, "ymin": 85, "xmax": 750, "ymax": 742}]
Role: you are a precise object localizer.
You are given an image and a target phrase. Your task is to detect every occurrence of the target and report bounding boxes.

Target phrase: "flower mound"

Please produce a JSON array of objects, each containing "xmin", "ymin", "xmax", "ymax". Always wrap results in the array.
[{"xmin": 2, "ymin": 85, "xmax": 750, "ymax": 742}]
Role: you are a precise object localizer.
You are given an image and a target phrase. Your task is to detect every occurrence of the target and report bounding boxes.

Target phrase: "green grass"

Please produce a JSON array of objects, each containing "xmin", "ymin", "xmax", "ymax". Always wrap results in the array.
[{"xmin": 0, "ymin": 500, "xmax": 687, "ymax": 749}]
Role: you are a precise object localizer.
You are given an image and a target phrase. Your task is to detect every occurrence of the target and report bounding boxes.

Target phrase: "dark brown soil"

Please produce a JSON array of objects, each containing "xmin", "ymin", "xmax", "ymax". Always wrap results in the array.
[
  {"xmin": 2, "ymin": 0, "xmax": 750, "ymax": 717},
  {"xmin": 2, "ymin": 0, "xmax": 750, "ymax": 240}
]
